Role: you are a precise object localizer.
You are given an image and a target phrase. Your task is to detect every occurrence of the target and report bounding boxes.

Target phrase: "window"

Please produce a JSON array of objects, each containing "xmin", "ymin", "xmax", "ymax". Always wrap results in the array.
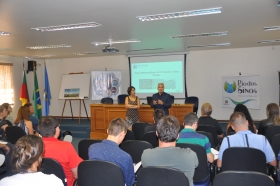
[{"xmin": 0, "ymin": 63, "xmax": 14, "ymax": 104}]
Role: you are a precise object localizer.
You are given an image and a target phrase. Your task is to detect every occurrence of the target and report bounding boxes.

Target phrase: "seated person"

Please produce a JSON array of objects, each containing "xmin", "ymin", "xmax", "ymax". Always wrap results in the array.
[
  {"xmin": 177, "ymin": 113, "xmax": 214, "ymax": 163},
  {"xmin": 24, "ymin": 103, "xmax": 39, "ymax": 132},
  {"xmin": 144, "ymin": 109, "xmax": 165, "ymax": 134},
  {"xmin": 0, "ymin": 106, "xmax": 13, "ymax": 140},
  {"xmin": 14, "ymin": 106, "xmax": 37, "ymax": 135},
  {"xmin": 88, "ymin": 118, "xmax": 135, "ymax": 186},
  {"xmin": 258, "ymin": 103, "xmax": 280, "ymax": 135},
  {"xmin": 141, "ymin": 115, "xmax": 198, "ymax": 186},
  {"xmin": 1, "ymin": 103, "xmax": 13, "ymax": 125},
  {"xmin": 198, "ymin": 102, "xmax": 224, "ymax": 138},
  {"xmin": 217, "ymin": 112, "xmax": 276, "ymax": 168}
]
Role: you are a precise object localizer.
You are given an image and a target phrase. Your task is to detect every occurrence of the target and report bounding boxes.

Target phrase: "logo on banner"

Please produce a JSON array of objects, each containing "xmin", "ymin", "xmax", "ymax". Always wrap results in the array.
[{"xmin": 224, "ymin": 81, "xmax": 236, "ymax": 93}]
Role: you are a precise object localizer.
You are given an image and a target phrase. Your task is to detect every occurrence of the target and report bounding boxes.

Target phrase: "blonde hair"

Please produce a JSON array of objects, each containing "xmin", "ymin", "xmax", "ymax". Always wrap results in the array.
[
  {"xmin": 201, "ymin": 102, "xmax": 212, "ymax": 115},
  {"xmin": 158, "ymin": 83, "xmax": 164, "ymax": 87},
  {"xmin": 266, "ymin": 103, "xmax": 280, "ymax": 125}
]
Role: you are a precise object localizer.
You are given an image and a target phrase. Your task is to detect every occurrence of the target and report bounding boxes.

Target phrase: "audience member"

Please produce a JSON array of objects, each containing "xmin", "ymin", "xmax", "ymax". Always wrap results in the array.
[
  {"xmin": 1, "ymin": 103, "xmax": 13, "ymax": 125},
  {"xmin": 88, "ymin": 118, "xmax": 135, "ymax": 186},
  {"xmin": 144, "ymin": 109, "xmax": 165, "ymax": 134},
  {"xmin": 0, "ymin": 106, "xmax": 12, "ymax": 140},
  {"xmin": 198, "ymin": 102, "xmax": 224, "ymax": 138},
  {"xmin": 177, "ymin": 113, "xmax": 214, "ymax": 163},
  {"xmin": 226, "ymin": 104, "xmax": 256, "ymax": 135},
  {"xmin": 38, "ymin": 116, "xmax": 82, "ymax": 186},
  {"xmin": 14, "ymin": 106, "xmax": 36, "ymax": 135},
  {"xmin": 141, "ymin": 115, "xmax": 198, "ymax": 186},
  {"xmin": 0, "ymin": 135, "xmax": 63, "ymax": 186},
  {"xmin": 217, "ymin": 112, "xmax": 276, "ymax": 168},
  {"xmin": 258, "ymin": 103, "xmax": 280, "ymax": 135},
  {"xmin": 24, "ymin": 103, "xmax": 39, "ymax": 132}
]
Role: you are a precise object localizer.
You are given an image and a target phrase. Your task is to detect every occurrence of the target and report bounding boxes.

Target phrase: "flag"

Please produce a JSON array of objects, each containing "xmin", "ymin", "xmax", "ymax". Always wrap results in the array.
[
  {"xmin": 43, "ymin": 64, "xmax": 51, "ymax": 116},
  {"xmin": 33, "ymin": 65, "xmax": 42, "ymax": 119},
  {"xmin": 19, "ymin": 69, "xmax": 29, "ymax": 106}
]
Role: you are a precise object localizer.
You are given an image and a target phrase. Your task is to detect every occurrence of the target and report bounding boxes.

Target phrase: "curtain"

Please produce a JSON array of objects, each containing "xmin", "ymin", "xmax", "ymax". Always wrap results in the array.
[{"xmin": 0, "ymin": 63, "xmax": 14, "ymax": 104}]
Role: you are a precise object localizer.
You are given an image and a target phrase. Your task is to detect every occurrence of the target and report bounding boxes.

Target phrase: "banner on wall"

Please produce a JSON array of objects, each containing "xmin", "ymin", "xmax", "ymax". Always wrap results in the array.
[
  {"xmin": 222, "ymin": 75, "xmax": 260, "ymax": 109},
  {"xmin": 91, "ymin": 71, "xmax": 121, "ymax": 100}
]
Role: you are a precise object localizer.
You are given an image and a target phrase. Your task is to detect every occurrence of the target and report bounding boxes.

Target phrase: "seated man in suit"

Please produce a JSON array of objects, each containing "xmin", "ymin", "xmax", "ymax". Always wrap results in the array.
[
  {"xmin": 150, "ymin": 83, "xmax": 171, "ymax": 115},
  {"xmin": 144, "ymin": 109, "xmax": 165, "ymax": 134},
  {"xmin": 141, "ymin": 115, "xmax": 198, "ymax": 186},
  {"xmin": 88, "ymin": 118, "xmax": 135, "ymax": 186},
  {"xmin": 217, "ymin": 112, "xmax": 276, "ymax": 168},
  {"xmin": 177, "ymin": 112, "xmax": 214, "ymax": 163}
]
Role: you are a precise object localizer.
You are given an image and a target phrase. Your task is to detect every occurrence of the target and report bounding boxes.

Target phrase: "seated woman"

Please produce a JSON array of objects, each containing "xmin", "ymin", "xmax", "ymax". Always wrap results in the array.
[
  {"xmin": 226, "ymin": 104, "xmax": 256, "ymax": 135},
  {"xmin": 0, "ymin": 135, "xmax": 63, "ymax": 186},
  {"xmin": 258, "ymin": 103, "xmax": 280, "ymax": 135},
  {"xmin": 14, "ymin": 106, "xmax": 37, "ymax": 135}
]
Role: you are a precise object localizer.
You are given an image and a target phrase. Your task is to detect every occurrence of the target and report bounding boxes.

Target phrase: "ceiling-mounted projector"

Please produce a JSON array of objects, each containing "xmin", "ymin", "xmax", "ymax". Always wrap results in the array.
[{"xmin": 102, "ymin": 46, "xmax": 119, "ymax": 53}]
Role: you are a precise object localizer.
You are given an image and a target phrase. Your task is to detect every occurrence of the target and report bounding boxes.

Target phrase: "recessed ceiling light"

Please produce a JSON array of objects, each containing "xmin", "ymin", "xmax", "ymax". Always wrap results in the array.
[
  {"xmin": 0, "ymin": 31, "xmax": 10, "ymax": 36},
  {"xmin": 0, "ymin": 48, "xmax": 11, "ymax": 51},
  {"xmin": 71, "ymin": 52, "xmax": 102, "ymax": 55},
  {"xmin": 126, "ymin": 48, "xmax": 163, "ymax": 52},
  {"xmin": 258, "ymin": 40, "xmax": 280, "ymax": 44},
  {"xmin": 263, "ymin": 26, "xmax": 280, "ymax": 31},
  {"xmin": 25, "ymin": 55, "xmax": 56, "ymax": 59},
  {"xmin": 136, "ymin": 7, "xmax": 222, "ymax": 21},
  {"xmin": 187, "ymin": 43, "xmax": 230, "ymax": 48},
  {"xmin": 31, "ymin": 22, "xmax": 102, "ymax": 32},
  {"xmin": 27, "ymin": 44, "xmax": 71, "ymax": 49},
  {"xmin": 171, "ymin": 31, "xmax": 228, "ymax": 39},
  {"xmin": 92, "ymin": 39, "xmax": 140, "ymax": 46}
]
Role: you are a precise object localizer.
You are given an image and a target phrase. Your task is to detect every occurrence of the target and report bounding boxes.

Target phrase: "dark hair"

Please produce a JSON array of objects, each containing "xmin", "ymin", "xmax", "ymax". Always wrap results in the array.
[
  {"xmin": 183, "ymin": 113, "xmax": 198, "ymax": 126},
  {"xmin": 230, "ymin": 112, "xmax": 247, "ymax": 126},
  {"xmin": 108, "ymin": 118, "xmax": 128, "ymax": 136},
  {"xmin": 38, "ymin": 116, "xmax": 59, "ymax": 137},
  {"xmin": 234, "ymin": 104, "xmax": 253, "ymax": 126},
  {"xmin": 153, "ymin": 109, "xmax": 165, "ymax": 123},
  {"xmin": 24, "ymin": 103, "xmax": 32, "ymax": 108},
  {"xmin": 266, "ymin": 103, "xmax": 280, "ymax": 125},
  {"xmin": 14, "ymin": 106, "xmax": 30, "ymax": 124},
  {"xmin": 0, "ymin": 106, "xmax": 5, "ymax": 113},
  {"xmin": 127, "ymin": 86, "xmax": 135, "ymax": 95},
  {"xmin": 1, "ymin": 103, "xmax": 10, "ymax": 114},
  {"xmin": 156, "ymin": 116, "xmax": 180, "ymax": 142},
  {"xmin": 11, "ymin": 135, "xmax": 44, "ymax": 173}
]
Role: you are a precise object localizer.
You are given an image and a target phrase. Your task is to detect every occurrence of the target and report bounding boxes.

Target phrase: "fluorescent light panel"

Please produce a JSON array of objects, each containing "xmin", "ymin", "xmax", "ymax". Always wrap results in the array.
[
  {"xmin": 92, "ymin": 39, "xmax": 140, "ymax": 46},
  {"xmin": 25, "ymin": 55, "xmax": 56, "ymax": 59},
  {"xmin": 0, "ymin": 31, "xmax": 10, "ymax": 36},
  {"xmin": 71, "ymin": 52, "xmax": 102, "ymax": 55},
  {"xmin": 126, "ymin": 48, "xmax": 163, "ymax": 52},
  {"xmin": 258, "ymin": 40, "xmax": 280, "ymax": 44},
  {"xmin": 31, "ymin": 22, "xmax": 102, "ymax": 32},
  {"xmin": 171, "ymin": 31, "xmax": 228, "ymax": 39},
  {"xmin": 263, "ymin": 26, "xmax": 280, "ymax": 31},
  {"xmin": 27, "ymin": 44, "xmax": 71, "ymax": 49},
  {"xmin": 0, "ymin": 48, "xmax": 11, "ymax": 51},
  {"xmin": 187, "ymin": 43, "xmax": 230, "ymax": 48},
  {"xmin": 137, "ymin": 7, "xmax": 222, "ymax": 21}
]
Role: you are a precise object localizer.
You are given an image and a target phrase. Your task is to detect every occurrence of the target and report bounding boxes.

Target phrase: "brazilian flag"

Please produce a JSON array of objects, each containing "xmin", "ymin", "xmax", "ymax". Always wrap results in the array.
[{"xmin": 33, "ymin": 65, "xmax": 42, "ymax": 119}]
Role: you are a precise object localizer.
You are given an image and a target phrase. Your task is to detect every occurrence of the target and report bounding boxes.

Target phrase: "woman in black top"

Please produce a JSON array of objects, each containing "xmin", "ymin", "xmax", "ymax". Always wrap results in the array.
[{"xmin": 258, "ymin": 103, "xmax": 280, "ymax": 135}]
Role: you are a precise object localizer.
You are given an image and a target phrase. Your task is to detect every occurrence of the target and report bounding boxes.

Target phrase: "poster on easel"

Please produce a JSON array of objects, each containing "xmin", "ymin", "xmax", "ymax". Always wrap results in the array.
[{"xmin": 91, "ymin": 71, "xmax": 121, "ymax": 100}]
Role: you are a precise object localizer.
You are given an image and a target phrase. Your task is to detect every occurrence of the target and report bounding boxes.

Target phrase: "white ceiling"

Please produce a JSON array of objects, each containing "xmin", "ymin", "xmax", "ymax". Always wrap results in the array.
[{"xmin": 0, "ymin": 0, "xmax": 279, "ymax": 59}]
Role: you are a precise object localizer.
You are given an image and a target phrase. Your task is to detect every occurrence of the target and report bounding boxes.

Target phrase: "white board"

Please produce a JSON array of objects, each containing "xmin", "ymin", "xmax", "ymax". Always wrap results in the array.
[{"xmin": 58, "ymin": 74, "xmax": 90, "ymax": 99}]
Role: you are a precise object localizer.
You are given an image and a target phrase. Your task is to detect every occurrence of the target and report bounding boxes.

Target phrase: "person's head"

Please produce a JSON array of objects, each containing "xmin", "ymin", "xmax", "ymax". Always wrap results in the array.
[
  {"xmin": 266, "ymin": 103, "xmax": 280, "ymax": 124},
  {"xmin": 14, "ymin": 106, "xmax": 30, "ymax": 124},
  {"xmin": 24, "ymin": 103, "xmax": 34, "ymax": 115},
  {"xmin": 127, "ymin": 86, "xmax": 136, "ymax": 96},
  {"xmin": 107, "ymin": 118, "xmax": 128, "ymax": 144},
  {"xmin": 229, "ymin": 112, "xmax": 248, "ymax": 131},
  {"xmin": 201, "ymin": 102, "xmax": 212, "ymax": 116},
  {"xmin": 38, "ymin": 116, "xmax": 60, "ymax": 138},
  {"xmin": 0, "ymin": 105, "xmax": 8, "ymax": 119},
  {"xmin": 156, "ymin": 115, "xmax": 180, "ymax": 143},
  {"xmin": 157, "ymin": 83, "xmax": 164, "ymax": 94},
  {"xmin": 153, "ymin": 109, "xmax": 165, "ymax": 123},
  {"xmin": 1, "ymin": 103, "xmax": 12, "ymax": 114},
  {"xmin": 11, "ymin": 135, "xmax": 44, "ymax": 173},
  {"xmin": 234, "ymin": 104, "xmax": 253, "ymax": 126},
  {"xmin": 183, "ymin": 113, "xmax": 198, "ymax": 130}
]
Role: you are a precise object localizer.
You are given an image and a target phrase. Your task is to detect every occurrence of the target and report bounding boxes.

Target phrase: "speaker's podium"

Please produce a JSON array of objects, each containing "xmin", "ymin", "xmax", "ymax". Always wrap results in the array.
[{"xmin": 90, "ymin": 104, "xmax": 194, "ymax": 139}]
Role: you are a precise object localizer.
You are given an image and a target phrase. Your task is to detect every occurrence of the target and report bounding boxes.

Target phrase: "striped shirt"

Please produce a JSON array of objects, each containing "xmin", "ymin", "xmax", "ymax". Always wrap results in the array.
[{"xmin": 177, "ymin": 128, "xmax": 211, "ymax": 154}]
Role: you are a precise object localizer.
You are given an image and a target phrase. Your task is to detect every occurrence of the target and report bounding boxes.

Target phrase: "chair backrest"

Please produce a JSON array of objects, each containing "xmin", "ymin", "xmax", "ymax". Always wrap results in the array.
[
  {"xmin": 213, "ymin": 171, "xmax": 275, "ymax": 186},
  {"xmin": 170, "ymin": 95, "xmax": 175, "ymax": 104},
  {"xmin": 196, "ymin": 131, "xmax": 214, "ymax": 148},
  {"xmin": 132, "ymin": 122, "xmax": 150, "ymax": 140},
  {"xmin": 101, "ymin": 97, "xmax": 113, "ymax": 104},
  {"xmin": 271, "ymin": 134, "xmax": 280, "ymax": 157},
  {"xmin": 221, "ymin": 147, "xmax": 267, "ymax": 174},
  {"xmin": 147, "ymin": 96, "xmax": 152, "ymax": 105},
  {"xmin": 142, "ymin": 131, "xmax": 158, "ymax": 148},
  {"xmin": 197, "ymin": 125, "xmax": 219, "ymax": 148},
  {"xmin": 137, "ymin": 166, "xmax": 189, "ymax": 186},
  {"xmin": 78, "ymin": 139, "xmax": 102, "ymax": 160},
  {"xmin": 265, "ymin": 125, "xmax": 280, "ymax": 144},
  {"xmin": 176, "ymin": 143, "xmax": 209, "ymax": 183},
  {"xmin": 123, "ymin": 130, "xmax": 135, "ymax": 142},
  {"xmin": 184, "ymin": 96, "xmax": 199, "ymax": 113},
  {"xmin": 40, "ymin": 158, "xmax": 67, "ymax": 186},
  {"xmin": 117, "ymin": 94, "xmax": 128, "ymax": 104},
  {"xmin": 119, "ymin": 140, "xmax": 153, "ymax": 163},
  {"xmin": 5, "ymin": 126, "xmax": 26, "ymax": 144},
  {"xmin": 77, "ymin": 160, "xmax": 125, "ymax": 186}
]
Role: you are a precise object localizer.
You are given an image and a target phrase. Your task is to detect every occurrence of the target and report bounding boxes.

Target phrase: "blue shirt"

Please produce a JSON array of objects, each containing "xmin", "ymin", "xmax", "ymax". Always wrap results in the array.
[
  {"xmin": 30, "ymin": 114, "xmax": 39, "ymax": 132},
  {"xmin": 218, "ymin": 130, "xmax": 275, "ymax": 163},
  {"xmin": 88, "ymin": 140, "xmax": 135, "ymax": 186},
  {"xmin": 150, "ymin": 92, "xmax": 171, "ymax": 115}
]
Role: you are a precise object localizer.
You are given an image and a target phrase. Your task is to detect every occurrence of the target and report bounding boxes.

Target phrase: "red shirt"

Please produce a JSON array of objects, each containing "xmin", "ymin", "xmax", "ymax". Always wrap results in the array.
[{"xmin": 42, "ymin": 137, "xmax": 83, "ymax": 186}]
